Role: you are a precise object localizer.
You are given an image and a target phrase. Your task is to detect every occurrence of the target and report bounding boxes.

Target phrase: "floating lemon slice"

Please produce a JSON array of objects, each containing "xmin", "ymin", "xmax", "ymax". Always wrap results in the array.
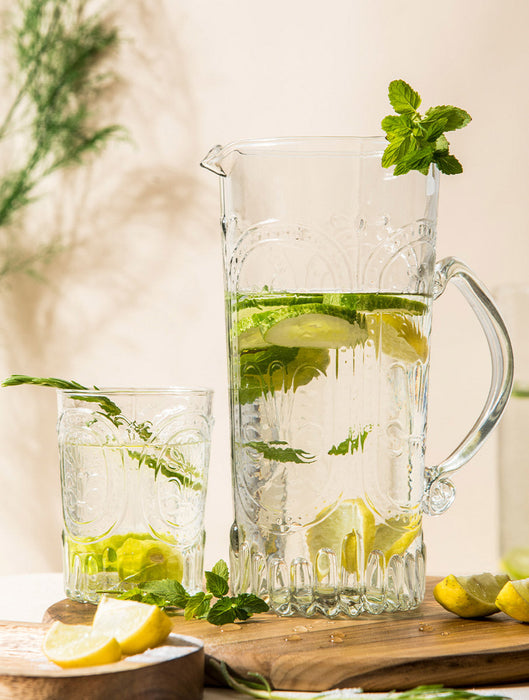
[
  {"xmin": 307, "ymin": 498, "xmax": 375, "ymax": 578},
  {"xmin": 43, "ymin": 621, "xmax": 121, "ymax": 668},
  {"xmin": 433, "ymin": 573, "xmax": 509, "ymax": 618},
  {"xmin": 372, "ymin": 515, "xmax": 422, "ymax": 563},
  {"xmin": 92, "ymin": 596, "xmax": 173, "ymax": 655},
  {"xmin": 495, "ymin": 579, "xmax": 529, "ymax": 622},
  {"xmin": 116, "ymin": 537, "xmax": 183, "ymax": 583},
  {"xmin": 368, "ymin": 311, "xmax": 428, "ymax": 363}
]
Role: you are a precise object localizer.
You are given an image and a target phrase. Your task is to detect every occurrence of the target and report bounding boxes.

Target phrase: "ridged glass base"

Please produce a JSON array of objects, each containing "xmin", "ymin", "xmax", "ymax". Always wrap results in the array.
[{"xmin": 229, "ymin": 540, "xmax": 426, "ymax": 617}]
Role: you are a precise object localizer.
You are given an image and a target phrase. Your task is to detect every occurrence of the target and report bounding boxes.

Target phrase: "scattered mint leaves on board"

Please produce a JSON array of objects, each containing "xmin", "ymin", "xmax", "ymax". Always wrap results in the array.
[
  {"xmin": 381, "ymin": 79, "xmax": 471, "ymax": 176},
  {"xmin": 101, "ymin": 559, "xmax": 270, "ymax": 626}
]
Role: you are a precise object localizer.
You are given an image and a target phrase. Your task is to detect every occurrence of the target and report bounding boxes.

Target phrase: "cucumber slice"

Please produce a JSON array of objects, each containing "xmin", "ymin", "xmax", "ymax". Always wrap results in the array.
[
  {"xmin": 259, "ymin": 304, "xmax": 367, "ymax": 349},
  {"xmin": 237, "ymin": 292, "xmax": 324, "ymax": 311},
  {"xmin": 322, "ymin": 293, "xmax": 428, "ymax": 315}
]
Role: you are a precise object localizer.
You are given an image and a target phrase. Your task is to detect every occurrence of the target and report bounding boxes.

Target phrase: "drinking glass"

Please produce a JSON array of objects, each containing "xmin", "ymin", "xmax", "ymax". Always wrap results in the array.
[{"xmin": 57, "ymin": 387, "xmax": 213, "ymax": 603}]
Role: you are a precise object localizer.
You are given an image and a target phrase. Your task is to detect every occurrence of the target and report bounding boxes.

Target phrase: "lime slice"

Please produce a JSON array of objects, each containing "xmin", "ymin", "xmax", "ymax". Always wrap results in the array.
[
  {"xmin": 433, "ymin": 573, "xmax": 509, "ymax": 618},
  {"xmin": 368, "ymin": 310, "xmax": 428, "ymax": 363},
  {"xmin": 307, "ymin": 498, "xmax": 376, "ymax": 578},
  {"xmin": 43, "ymin": 621, "xmax": 121, "ymax": 668},
  {"xmin": 496, "ymin": 579, "xmax": 529, "ymax": 622},
  {"xmin": 323, "ymin": 293, "xmax": 427, "ymax": 315},
  {"xmin": 501, "ymin": 547, "xmax": 529, "ymax": 579},
  {"xmin": 93, "ymin": 596, "xmax": 173, "ymax": 655},
  {"xmin": 258, "ymin": 304, "xmax": 367, "ymax": 349},
  {"xmin": 116, "ymin": 537, "xmax": 183, "ymax": 583},
  {"xmin": 372, "ymin": 514, "xmax": 421, "ymax": 562}
]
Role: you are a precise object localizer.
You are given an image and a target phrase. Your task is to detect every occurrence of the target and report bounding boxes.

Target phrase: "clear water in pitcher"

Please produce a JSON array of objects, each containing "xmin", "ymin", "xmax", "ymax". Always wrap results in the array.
[{"xmin": 227, "ymin": 290, "xmax": 432, "ymax": 617}]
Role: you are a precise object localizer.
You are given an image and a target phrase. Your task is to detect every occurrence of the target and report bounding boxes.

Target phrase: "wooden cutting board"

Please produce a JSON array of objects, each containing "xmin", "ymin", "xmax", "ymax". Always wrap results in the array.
[
  {"xmin": 44, "ymin": 578, "xmax": 529, "ymax": 693},
  {"xmin": 0, "ymin": 622, "xmax": 203, "ymax": 700}
]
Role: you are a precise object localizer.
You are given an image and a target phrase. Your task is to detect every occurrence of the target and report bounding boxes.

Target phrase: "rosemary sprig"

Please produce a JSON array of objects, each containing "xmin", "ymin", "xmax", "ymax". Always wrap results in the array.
[
  {"xmin": 209, "ymin": 661, "xmax": 511, "ymax": 700},
  {"xmin": 2, "ymin": 374, "xmax": 201, "ymax": 488}
]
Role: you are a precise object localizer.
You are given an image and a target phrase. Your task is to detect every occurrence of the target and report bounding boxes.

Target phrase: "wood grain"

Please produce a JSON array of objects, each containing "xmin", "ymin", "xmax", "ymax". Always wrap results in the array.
[
  {"xmin": 44, "ymin": 578, "xmax": 529, "ymax": 693},
  {"xmin": 0, "ymin": 622, "xmax": 204, "ymax": 700}
]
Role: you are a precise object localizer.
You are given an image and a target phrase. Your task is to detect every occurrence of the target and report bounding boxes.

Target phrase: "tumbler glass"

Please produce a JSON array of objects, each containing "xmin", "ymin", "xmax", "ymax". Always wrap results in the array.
[{"xmin": 57, "ymin": 387, "xmax": 213, "ymax": 603}]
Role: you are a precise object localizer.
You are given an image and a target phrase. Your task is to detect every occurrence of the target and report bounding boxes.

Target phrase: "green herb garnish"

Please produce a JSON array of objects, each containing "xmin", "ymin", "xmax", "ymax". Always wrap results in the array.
[
  {"xmin": 244, "ymin": 440, "xmax": 316, "ymax": 464},
  {"xmin": 102, "ymin": 559, "xmax": 270, "ymax": 626},
  {"xmin": 381, "ymin": 79, "xmax": 471, "ymax": 176},
  {"xmin": 2, "ymin": 374, "xmax": 200, "ymax": 488},
  {"xmin": 209, "ymin": 659, "xmax": 510, "ymax": 699},
  {"xmin": 328, "ymin": 425, "xmax": 372, "ymax": 456}
]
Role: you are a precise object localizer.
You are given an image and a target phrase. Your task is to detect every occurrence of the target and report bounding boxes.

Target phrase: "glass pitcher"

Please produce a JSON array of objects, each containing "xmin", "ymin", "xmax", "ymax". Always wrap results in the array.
[{"xmin": 201, "ymin": 137, "xmax": 513, "ymax": 617}]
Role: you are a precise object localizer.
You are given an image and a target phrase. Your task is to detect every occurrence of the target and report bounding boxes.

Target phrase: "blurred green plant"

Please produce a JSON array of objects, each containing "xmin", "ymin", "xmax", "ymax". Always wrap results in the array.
[{"xmin": 0, "ymin": 0, "xmax": 125, "ymax": 279}]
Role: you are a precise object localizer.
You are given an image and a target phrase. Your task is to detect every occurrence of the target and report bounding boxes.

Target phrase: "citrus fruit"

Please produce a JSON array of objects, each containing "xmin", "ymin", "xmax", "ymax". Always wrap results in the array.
[
  {"xmin": 307, "ymin": 498, "xmax": 375, "ymax": 578},
  {"xmin": 116, "ymin": 537, "xmax": 183, "ymax": 583},
  {"xmin": 495, "ymin": 579, "xmax": 529, "ymax": 622},
  {"xmin": 433, "ymin": 573, "xmax": 509, "ymax": 618},
  {"xmin": 368, "ymin": 311, "xmax": 428, "ymax": 363},
  {"xmin": 501, "ymin": 547, "xmax": 529, "ymax": 580},
  {"xmin": 43, "ymin": 621, "xmax": 121, "ymax": 668},
  {"xmin": 92, "ymin": 596, "xmax": 173, "ymax": 656},
  {"xmin": 372, "ymin": 514, "xmax": 421, "ymax": 563}
]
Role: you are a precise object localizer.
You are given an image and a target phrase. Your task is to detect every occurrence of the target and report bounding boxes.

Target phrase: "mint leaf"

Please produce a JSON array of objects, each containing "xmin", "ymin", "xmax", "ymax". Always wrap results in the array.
[
  {"xmin": 205, "ymin": 571, "xmax": 230, "ymax": 597},
  {"xmin": 233, "ymin": 593, "xmax": 270, "ymax": 616},
  {"xmin": 329, "ymin": 425, "xmax": 372, "ymax": 456},
  {"xmin": 381, "ymin": 79, "xmax": 471, "ymax": 176},
  {"xmin": 184, "ymin": 592, "xmax": 212, "ymax": 620},
  {"xmin": 423, "ymin": 105, "xmax": 472, "ymax": 131},
  {"xmin": 141, "ymin": 578, "xmax": 190, "ymax": 608},
  {"xmin": 207, "ymin": 597, "xmax": 238, "ymax": 626},
  {"xmin": 435, "ymin": 153, "xmax": 463, "ymax": 175},
  {"xmin": 388, "ymin": 79, "xmax": 421, "ymax": 114},
  {"xmin": 244, "ymin": 440, "xmax": 315, "ymax": 464},
  {"xmin": 212, "ymin": 559, "xmax": 229, "ymax": 582}
]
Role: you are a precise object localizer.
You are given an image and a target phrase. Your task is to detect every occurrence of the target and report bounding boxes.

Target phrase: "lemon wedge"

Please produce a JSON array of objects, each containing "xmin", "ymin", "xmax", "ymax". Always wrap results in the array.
[
  {"xmin": 43, "ymin": 621, "xmax": 121, "ymax": 668},
  {"xmin": 433, "ymin": 573, "xmax": 509, "ymax": 618},
  {"xmin": 92, "ymin": 596, "xmax": 172, "ymax": 655},
  {"xmin": 495, "ymin": 579, "xmax": 529, "ymax": 622}
]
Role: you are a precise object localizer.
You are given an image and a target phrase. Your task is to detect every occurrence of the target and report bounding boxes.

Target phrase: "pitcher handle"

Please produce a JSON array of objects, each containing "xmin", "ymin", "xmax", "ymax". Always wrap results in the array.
[{"xmin": 423, "ymin": 256, "xmax": 514, "ymax": 516}]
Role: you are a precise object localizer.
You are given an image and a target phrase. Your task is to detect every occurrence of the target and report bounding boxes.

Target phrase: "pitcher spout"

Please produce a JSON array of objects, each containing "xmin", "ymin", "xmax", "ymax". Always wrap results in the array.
[{"xmin": 200, "ymin": 145, "xmax": 226, "ymax": 177}]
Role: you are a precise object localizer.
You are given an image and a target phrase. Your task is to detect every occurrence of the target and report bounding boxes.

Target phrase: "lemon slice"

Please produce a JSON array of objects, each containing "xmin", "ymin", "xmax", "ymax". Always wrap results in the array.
[
  {"xmin": 116, "ymin": 538, "xmax": 183, "ymax": 583},
  {"xmin": 495, "ymin": 579, "xmax": 529, "ymax": 622},
  {"xmin": 371, "ymin": 515, "xmax": 421, "ymax": 563},
  {"xmin": 43, "ymin": 621, "xmax": 121, "ymax": 668},
  {"xmin": 501, "ymin": 547, "xmax": 529, "ymax": 580},
  {"xmin": 307, "ymin": 498, "xmax": 375, "ymax": 578},
  {"xmin": 93, "ymin": 596, "xmax": 173, "ymax": 655},
  {"xmin": 368, "ymin": 311, "xmax": 428, "ymax": 363},
  {"xmin": 433, "ymin": 573, "xmax": 510, "ymax": 618}
]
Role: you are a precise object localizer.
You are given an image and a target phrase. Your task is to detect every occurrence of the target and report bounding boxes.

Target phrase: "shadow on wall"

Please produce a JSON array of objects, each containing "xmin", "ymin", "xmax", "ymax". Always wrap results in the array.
[{"xmin": 0, "ymin": 0, "xmax": 213, "ymax": 573}]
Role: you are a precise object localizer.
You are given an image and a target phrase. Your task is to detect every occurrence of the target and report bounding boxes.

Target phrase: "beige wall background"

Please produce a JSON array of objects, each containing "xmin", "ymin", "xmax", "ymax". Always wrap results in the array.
[{"xmin": 0, "ymin": 0, "xmax": 527, "ymax": 577}]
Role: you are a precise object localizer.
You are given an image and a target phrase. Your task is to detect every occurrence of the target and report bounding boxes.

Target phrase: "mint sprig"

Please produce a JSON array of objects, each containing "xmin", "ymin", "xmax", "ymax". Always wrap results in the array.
[
  {"xmin": 101, "ymin": 559, "xmax": 270, "ymax": 626},
  {"xmin": 381, "ymin": 79, "xmax": 471, "ymax": 176}
]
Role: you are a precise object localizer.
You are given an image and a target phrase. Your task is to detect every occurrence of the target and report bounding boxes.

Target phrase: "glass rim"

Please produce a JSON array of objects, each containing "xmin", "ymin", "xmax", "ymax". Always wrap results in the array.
[
  {"xmin": 57, "ymin": 386, "xmax": 213, "ymax": 397},
  {"xmin": 214, "ymin": 135, "xmax": 388, "ymax": 158}
]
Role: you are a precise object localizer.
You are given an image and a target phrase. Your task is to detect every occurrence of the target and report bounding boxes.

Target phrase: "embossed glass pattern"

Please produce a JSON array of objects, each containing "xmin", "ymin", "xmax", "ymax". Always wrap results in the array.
[
  {"xmin": 202, "ymin": 137, "xmax": 512, "ymax": 617},
  {"xmin": 57, "ymin": 387, "xmax": 213, "ymax": 603}
]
